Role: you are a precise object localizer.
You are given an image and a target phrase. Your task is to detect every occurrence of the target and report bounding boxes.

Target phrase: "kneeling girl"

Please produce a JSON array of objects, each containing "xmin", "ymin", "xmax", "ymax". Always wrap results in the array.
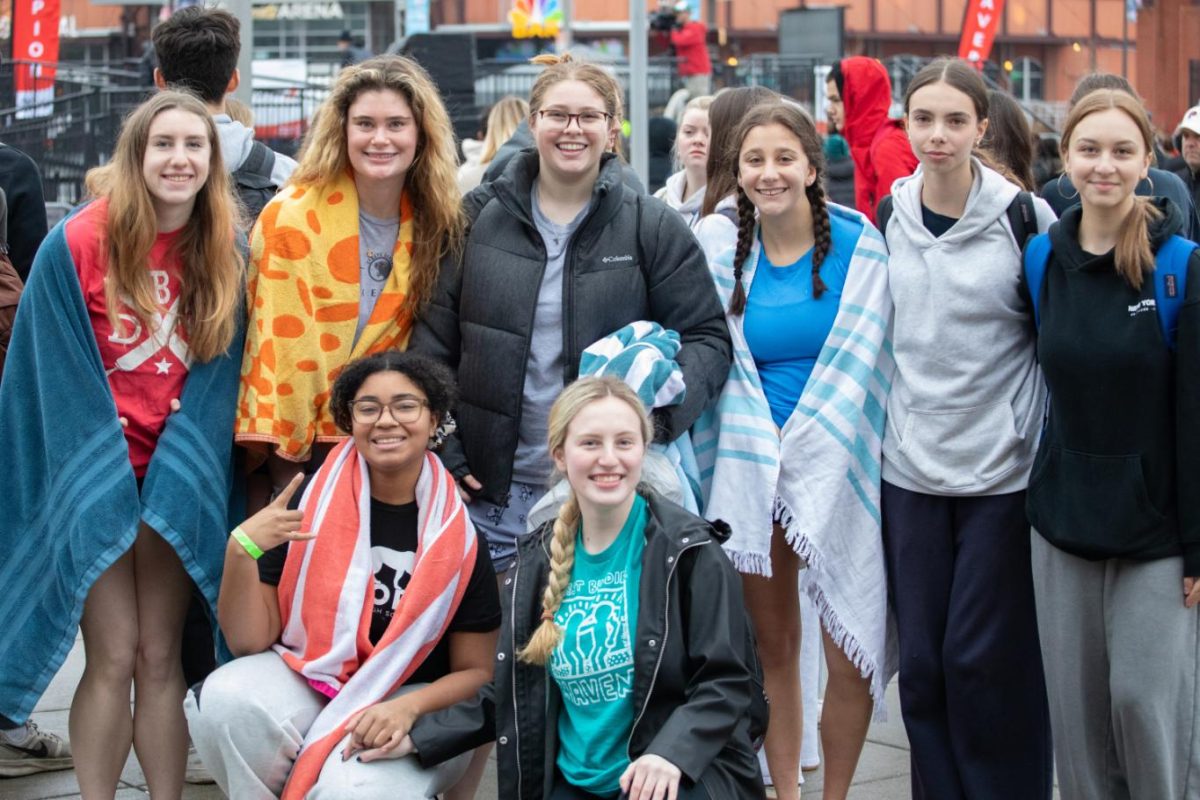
[
  {"xmin": 404, "ymin": 376, "xmax": 766, "ymax": 800},
  {"xmin": 186, "ymin": 352, "xmax": 501, "ymax": 799}
]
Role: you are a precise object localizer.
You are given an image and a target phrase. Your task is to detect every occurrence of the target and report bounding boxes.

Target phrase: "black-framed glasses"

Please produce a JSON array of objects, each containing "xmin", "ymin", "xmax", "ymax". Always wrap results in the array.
[
  {"xmin": 537, "ymin": 109, "xmax": 612, "ymax": 131},
  {"xmin": 351, "ymin": 398, "xmax": 429, "ymax": 425}
]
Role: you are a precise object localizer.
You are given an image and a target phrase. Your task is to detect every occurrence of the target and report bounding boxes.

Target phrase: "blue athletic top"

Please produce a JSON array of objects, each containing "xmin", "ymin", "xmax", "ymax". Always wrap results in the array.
[{"xmin": 744, "ymin": 213, "xmax": 859, "ymax": 428}]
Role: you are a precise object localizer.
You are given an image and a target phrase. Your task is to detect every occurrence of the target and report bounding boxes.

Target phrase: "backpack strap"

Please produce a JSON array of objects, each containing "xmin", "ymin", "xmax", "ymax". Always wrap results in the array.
[
  {"xmin": 1153, "ymin": 234, "xmax": 1196, "ymax": 351},
  {"xmin": 1006, "ymin": 191, "xmax": 1036, "ymax": 250},
  {"xmin": 876, "ymin": 194, "xmax": 893, "ymax": 234},
  {"xmin": 1023, "ymin": 232, "xmax": 1053, "ymax": 329},
  {"xmin": 237, "ymin": 140, "xmax": 276, "ymax": 180}
]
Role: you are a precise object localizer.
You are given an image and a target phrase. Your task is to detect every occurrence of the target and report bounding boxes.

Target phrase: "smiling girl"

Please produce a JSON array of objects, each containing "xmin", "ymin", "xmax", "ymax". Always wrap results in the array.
[
  {"xmin": 0, "ymin": 91, "xmax": 244, "ymax": 799},
  {"xmin": 694, "ymin": 100, "xmax": 896, "ymax": 800},
  {"xmin": 235, "ymin": 55, "xmax": 462, "ymax": 499},
  {"xmin": 654, "ymin": 95, "xmax": 712, "ymax": 229},
  {"xmin": 410, "ymin": 53, "xmax": 729, "ymax": 577},
  {"xmin": 878, "ymin": 59, "xmax": 1056, "ymax": 800},
  {"xmin": 1025, "ymin": 89, "xmax": 1200, "ymax": 800},
  {"xmin": 187, "ymin": 352, "xmax": 500, "ymax": 799},
  {"xmin": 403, "ymin": 376, "xmax": 766, "ymax": 800}
]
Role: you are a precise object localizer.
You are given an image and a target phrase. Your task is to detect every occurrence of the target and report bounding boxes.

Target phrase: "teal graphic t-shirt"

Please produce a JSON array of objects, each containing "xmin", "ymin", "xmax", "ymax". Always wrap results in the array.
[{"xmin": 551, "ymin": 494, "xmax": 649, "ymax": 794}]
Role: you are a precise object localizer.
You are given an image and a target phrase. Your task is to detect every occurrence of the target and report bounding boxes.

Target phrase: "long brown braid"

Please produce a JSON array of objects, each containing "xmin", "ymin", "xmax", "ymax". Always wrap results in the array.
[{"xmin": 727, "ymin": 101, "xmax": 832, "ymax": 315}]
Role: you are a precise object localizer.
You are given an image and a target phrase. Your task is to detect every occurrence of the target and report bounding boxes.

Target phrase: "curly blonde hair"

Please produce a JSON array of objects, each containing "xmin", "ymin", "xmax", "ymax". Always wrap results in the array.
[
  {"xmin": 291, "ymin": 55, "xmax": 464, "ymax": 316},
  {"xmin": 518, "ymin": 376, "xmax": 653, "ymax": 666}
]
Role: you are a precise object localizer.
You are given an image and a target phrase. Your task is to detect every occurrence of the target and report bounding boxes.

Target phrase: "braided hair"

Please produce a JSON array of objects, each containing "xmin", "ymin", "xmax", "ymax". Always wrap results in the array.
[
  {"xmin": 728, "ymin": 101, "xmax": 831, "ymax": 316},
  {"xmin": 517, "ymin": 376, "xmax": 655, "ymax": 666}
]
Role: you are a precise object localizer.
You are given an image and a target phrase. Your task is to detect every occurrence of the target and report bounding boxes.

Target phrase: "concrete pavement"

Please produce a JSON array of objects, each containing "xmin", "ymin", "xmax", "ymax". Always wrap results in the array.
[{"xmin": 2, "ymin": 635, "xmax": 923, "ymax": 799}]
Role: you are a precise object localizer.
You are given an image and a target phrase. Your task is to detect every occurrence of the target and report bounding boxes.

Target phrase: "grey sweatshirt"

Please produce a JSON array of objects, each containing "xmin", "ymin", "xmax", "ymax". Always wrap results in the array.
[{"xmin": 882, "ymin": 159, "xmax": 1056, "ymax": 495}]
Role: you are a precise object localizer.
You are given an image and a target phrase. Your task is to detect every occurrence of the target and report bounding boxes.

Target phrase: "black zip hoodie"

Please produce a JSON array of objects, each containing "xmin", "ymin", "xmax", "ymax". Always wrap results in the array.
[{"xmin": 1026, "ymin": 197, "xmax": 1200, "ymax": 574}]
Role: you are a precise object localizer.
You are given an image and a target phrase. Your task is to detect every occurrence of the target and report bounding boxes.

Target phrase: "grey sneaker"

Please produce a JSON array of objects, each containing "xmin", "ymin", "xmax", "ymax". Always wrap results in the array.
[
  {"xmin": 0, "ymin": 721, "xmax": 72, "ymax": 777},
  {"xmin": 185, "ymin": 744, "xmax": 215, "ymax": 785}
]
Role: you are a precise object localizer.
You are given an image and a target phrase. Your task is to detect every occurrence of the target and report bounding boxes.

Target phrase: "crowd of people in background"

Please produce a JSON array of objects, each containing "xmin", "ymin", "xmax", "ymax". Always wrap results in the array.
[{"xmin": 1, "ymin": 7, "xmax": 1199, "ymax": 800}]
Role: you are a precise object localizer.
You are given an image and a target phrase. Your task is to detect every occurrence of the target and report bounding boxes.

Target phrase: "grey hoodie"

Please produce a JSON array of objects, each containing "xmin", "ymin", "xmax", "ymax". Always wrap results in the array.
[
  {"xmin": 653, "ymin": 169, "xmax": 705, "ymax": 231},
  {"xmin": 882, "ymin": 159, "xmax": 1056, "ymax": 495},
  {"xmin": 214, "ymin": 114, "xmax": 297, "ymax": 189}
]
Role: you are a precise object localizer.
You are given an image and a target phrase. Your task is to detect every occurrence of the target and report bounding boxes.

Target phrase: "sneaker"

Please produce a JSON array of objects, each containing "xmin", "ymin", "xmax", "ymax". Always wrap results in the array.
[
  {"xmin": 185, "ymin": 744, "xmax": 215, "ymax": 785},
  {"xmin": 0, "ymin": 721, "xmax": 73, "ymax": 777}
]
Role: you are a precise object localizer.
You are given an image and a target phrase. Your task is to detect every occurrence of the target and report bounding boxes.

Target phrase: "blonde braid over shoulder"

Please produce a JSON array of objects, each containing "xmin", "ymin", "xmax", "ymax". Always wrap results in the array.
[{"xmin": 518, "ymin": 494, "xmax": 580, "ymax": 665}]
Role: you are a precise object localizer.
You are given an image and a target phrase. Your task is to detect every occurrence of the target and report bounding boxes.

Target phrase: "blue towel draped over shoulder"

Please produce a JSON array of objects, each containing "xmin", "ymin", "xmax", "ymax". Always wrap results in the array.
[{"xmin": 0, "ymin": 215, "xmax": 244, "ymax": 725}]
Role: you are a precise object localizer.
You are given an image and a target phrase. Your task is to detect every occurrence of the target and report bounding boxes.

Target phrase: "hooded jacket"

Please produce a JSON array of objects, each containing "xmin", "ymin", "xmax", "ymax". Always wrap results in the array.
[
  {"xmin": 214, "ymin": 115, "xmax": 297, "ymax": 190},
  {"xmin": 882, "ymin": 159, "xmax": 1057, "ymax": 495},
  {"xmin": 409, "ymin": 151, "xmax": 731, "ymax": 503},
  {"xmin": 1025, "ymin": 198, "xmax": 1200, "ymax": 574},
  {"xmin": 839, "ymin": 57, "xmax": 918, "ymax": 223},
  {"xmin": 653, "ymin": 170, "xmax": 706, "ymax": 230},
  {"xmin": 408, "ymin": 491, "xmax": 766, "ymax": 800}
]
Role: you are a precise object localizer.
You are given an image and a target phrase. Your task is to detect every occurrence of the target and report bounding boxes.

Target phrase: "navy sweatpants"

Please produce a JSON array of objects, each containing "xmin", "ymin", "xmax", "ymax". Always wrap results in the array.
[{"xmin": 880, "ymin": 483, "xmax": 1052, "ymax": 800}]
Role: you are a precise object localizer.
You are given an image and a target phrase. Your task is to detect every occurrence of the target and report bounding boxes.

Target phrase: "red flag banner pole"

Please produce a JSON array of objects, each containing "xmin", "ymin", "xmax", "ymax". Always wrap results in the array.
[
  {"xmin": 957, "ymin": 0, "xmax": 1006, "ymax": 69},
  {"xmin": 12, "ymin": 0, "xmax": 61, "ymax": 119}
]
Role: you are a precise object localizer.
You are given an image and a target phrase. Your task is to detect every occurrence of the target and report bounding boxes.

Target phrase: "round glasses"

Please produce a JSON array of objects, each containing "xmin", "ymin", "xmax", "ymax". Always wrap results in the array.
[
  {"xmin": 537, "ymin": 109, "xmax": 612, "ymax": 132},
  {"xmin": 351, "ymin": 398, "xmax": 429, "ymax": 425}
]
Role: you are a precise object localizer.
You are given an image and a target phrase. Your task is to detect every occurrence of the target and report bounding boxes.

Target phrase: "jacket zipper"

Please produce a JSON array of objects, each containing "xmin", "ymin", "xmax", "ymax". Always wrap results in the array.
[
  {"xmin": 510, "ymin": 555, "xmax": 523, "ymax": 798},
  {"xmin": 627, "ymin": 540, "xmax": 706, "ymax": 758}
]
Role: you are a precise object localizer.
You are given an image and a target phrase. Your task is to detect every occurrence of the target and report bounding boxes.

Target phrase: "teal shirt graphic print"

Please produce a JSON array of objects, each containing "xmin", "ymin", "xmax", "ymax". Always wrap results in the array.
[{"xmin": 551, "ymin": 494, "xmax": 649, "ymax": 794}]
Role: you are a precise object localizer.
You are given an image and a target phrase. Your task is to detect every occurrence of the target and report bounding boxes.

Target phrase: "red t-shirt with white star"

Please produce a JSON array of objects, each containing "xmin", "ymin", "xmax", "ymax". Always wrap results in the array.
[{"xmin": 67, "ymin": 198, "xmax": 191, "ymax": 476}]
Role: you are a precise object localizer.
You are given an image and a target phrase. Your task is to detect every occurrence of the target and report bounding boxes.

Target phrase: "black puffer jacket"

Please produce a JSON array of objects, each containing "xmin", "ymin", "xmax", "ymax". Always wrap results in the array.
[
  {"xmin": 409, "ymin": 492, "xmax": 767, "ymax": 799},
  {"xmin": 409, "ymin": 151, "xmax": 732, "ymax": 503}
]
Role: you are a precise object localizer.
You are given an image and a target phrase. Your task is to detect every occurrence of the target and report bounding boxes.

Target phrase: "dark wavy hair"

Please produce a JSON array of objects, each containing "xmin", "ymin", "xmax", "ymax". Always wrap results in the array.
[
  {"xmin": 727, "ymin": 101, "xmax": 831, "ymax": 315},
  {"xmin": 329, "ymin": 352, "xmax": 458, "ymax": 433}
]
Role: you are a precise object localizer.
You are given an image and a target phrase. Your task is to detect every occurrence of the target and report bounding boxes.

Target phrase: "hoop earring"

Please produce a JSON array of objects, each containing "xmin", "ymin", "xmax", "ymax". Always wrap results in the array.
[
  {"xmin": 1146, "ymin": 174, "xmax": 1156, "ymax": 195},
  {"xmin": 1057, "ymin": 177, "xmax": 1080, "ymax": 200}
]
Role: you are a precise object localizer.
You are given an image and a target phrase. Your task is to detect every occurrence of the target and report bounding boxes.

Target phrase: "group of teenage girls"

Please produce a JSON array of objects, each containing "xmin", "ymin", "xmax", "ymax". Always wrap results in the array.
[{"xmin": 0, "ymin": 45, "xmax": 1195, "ymax": 800}]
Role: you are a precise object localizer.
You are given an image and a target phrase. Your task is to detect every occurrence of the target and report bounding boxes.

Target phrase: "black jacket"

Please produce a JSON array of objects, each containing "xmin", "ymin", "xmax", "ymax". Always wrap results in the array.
[
  {"xmin": 1170, "ymin": 160, "xmax": 1200, "ymax": 230},
  {"xmin": 408, "ymin": 492, "xmax": 766, "ymax": 799},
  {"xmin": 824, "ymin": 154, "xmax": 857, "ymax": 209},
  {"xmin": 409, "ymin": 151, "xmax": 732, "ymax": 502},
  {"xmin": 0, "ymin": 143, "xmax": 48, "ymax": 282},
  {"xmin": 1025, "ymin": 198, "xmax": 1200, "ymax": 573}
]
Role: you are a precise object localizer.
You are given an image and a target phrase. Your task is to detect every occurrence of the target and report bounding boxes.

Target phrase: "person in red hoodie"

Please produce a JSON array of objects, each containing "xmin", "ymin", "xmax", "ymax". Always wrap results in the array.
[{"xmin": 828, "ymin": 57, "xmax": 918, "ymax": 223}]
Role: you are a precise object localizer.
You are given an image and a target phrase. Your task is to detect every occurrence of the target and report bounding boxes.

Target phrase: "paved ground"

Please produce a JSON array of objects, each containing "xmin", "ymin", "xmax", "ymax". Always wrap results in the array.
[{"xmin": 2, "ymin": 636, "xmax": 922, "ymax": 799}]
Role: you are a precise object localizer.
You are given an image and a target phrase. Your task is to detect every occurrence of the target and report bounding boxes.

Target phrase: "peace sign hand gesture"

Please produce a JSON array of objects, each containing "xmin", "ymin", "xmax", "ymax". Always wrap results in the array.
[{"xmin": 237, "ymin": 472, "xmax": 315, "ymax": 554}]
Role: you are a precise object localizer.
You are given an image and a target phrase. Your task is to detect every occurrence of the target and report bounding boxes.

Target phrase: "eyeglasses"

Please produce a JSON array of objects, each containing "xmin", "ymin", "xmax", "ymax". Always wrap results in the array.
[
  {"xmin": 351, "ymin": 398, "xmax": 429, "ymax": 425},
  {"xmin": 537, "ymin": 109, "xmax": 612, "ymax": 131}
]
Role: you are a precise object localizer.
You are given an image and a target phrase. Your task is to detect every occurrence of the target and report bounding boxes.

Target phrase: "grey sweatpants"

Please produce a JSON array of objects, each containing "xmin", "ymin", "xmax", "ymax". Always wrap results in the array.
[
  {"xmin": 1031, "ymin": 531, "xmax": 1200, "ymax": 800},
  {"xmin": 183, "ymin": 651, "xmax": 471, "ymax": 799}
]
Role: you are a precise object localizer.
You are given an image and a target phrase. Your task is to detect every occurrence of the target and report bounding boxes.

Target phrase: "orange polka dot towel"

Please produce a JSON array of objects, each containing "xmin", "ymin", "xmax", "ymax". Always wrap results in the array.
[{"xmin": 235, "ymin": 171, "xmax": 415, "ymax": 462}]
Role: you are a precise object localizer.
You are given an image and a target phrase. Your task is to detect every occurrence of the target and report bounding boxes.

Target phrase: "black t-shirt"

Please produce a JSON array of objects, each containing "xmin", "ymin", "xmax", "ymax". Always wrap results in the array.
[
  {"xmin": 258, "ymin": 480, "xmax": 501, "ymax": 686},
  {"xmin": 921, "ymin": 204, "xmax": 959, "ymax": 238}
]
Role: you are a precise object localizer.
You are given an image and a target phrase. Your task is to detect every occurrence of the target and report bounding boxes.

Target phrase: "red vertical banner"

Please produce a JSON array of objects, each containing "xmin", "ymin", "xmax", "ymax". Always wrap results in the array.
[
  {"xmin": 12, "ymin": 0, "xmax": 62, "ymax": 118},
  {"xmin": 957, "ymin": 0, "xmax": 1005, "ymax": 67}
]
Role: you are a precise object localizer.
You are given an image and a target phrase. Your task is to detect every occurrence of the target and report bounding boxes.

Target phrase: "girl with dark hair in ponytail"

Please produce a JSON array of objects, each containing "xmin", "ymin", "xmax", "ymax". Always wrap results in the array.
[
  {"xmin": 694, "ymin": 100, "xmax": 896, "ymax": 800},
  {"xmin": 879, "ymin": 58, "xmax": 1057, "ymax": 800},
  {"xmin": 1025, "ymin": 88, "xmax": 1200, "ymax": 800}
]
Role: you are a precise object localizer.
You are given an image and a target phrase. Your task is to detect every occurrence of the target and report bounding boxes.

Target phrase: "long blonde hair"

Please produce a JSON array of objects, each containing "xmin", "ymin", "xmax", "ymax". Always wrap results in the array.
[
  {"xmin": 291, "ymin": 55, "xmax": 464, "ymax": 316},
  {"xmin": 85, "ymin": 90, "xmax": 243, "ymax": 362},
  {"xmin": 518, "ymin": 376, "xmax": 654, "ymax": 666},
  {"xmin": 1060, "ymin": 89, "xmax": 1160, "ymax": 290},
  {"xmin": 480, "ymin": 95, "xmax": 530, "ymax": 165}
]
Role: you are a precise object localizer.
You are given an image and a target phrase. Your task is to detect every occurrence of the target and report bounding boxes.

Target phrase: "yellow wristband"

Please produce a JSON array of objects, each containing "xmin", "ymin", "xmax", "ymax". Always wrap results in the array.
[{"xmin": 231, "ymin": 526, "xmax": 265, "ymax": 560}]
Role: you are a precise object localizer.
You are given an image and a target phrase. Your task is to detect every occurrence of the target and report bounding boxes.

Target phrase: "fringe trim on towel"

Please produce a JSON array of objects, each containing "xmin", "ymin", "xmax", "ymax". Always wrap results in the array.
[{"xmin": 774, "ymin": 494, "xmax": 889, "ymax": 721}]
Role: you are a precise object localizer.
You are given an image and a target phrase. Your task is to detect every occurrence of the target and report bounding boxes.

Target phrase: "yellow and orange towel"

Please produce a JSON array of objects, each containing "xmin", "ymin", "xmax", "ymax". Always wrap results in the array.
[
  {"xmin": 274, "ymin": 441, "xmax": 477, "ymax": 799},
  {"xmin": 236, "ymin": 171, "xmax": 415, "ymax": 461}
]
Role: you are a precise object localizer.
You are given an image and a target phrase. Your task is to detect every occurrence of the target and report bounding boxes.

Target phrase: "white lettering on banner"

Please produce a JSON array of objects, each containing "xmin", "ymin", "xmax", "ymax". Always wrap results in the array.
[{"xmin": 976, "ymin": 13, "xmax": 990, "ymax": 26}]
